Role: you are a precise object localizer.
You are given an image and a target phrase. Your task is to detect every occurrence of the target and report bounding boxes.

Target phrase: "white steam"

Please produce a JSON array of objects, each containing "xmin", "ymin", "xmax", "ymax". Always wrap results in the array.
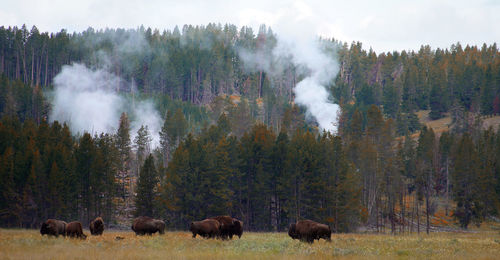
[
  {"xmin": 130, "ymin": 101, "xmax": 162, "ymax": 148},
  {"xmin": 50, "ymin": 63, "xmax": 162, "ymax": 148},
  {"xmin": 50, "ymin": 64, "xmax": 123, "ymax": 134},
  {"xmin": 238, "ymin": 3, "xmax": 341, "ymax": 133},
  {"xmin": 276, "ymin": 35, "xmax": 340, "ymax": 132}
]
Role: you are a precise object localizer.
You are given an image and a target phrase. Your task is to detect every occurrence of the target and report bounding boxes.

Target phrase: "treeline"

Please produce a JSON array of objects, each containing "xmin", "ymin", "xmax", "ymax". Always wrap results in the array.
[
  {"xmin": 158, "ymin": 116, "xmax": 359, "ymax": 232},
  {"xmin": 338, "ymin": 42, "xmax": 500, "ymax": 136},
  {"xmin": 157, "ymin": 105, "xmax": 500, "ymax": 232},
  {"xmin": 2, "ymin": 104, "xmax": 499, "ymax": 232},
  {"xmin": 1, "ymin": 25, "xmax": 498, "ymax": 133},
  {"xmin": 0, "ymin": 117, "xmax": 117, "ymax": 227}
]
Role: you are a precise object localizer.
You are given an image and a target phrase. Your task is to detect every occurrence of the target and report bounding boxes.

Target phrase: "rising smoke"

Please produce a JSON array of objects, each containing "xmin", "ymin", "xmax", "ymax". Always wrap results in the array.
[{"xmin": 49, "ymin": 63, "xmax": 162, "ymax": 148}]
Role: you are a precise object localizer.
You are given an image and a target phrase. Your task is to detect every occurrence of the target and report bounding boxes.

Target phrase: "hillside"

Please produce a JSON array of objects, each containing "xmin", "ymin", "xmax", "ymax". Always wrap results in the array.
[{"xmin": 416, "ymin": 110, "xmax": 500, "ymax": 134}]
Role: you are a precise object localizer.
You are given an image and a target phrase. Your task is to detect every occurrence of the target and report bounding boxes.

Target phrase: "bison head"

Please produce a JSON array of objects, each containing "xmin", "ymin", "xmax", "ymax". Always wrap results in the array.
[
  {"xmin": 288, "ymin": 223, "xmax": 299, "ymax": 239},
  {"xmin": 40, "ymin": 222, "xmax": 49, "ymax": 235},
  {"xmin": 154, "ymin": 220, "xmax": 166, "ymax": 234}
]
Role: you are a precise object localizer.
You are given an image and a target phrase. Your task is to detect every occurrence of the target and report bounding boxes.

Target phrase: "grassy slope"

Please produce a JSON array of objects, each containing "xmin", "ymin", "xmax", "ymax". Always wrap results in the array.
[
  {"xmin": 415, "ymin": 110, "xmax": 500, "ymax": 134},
  {"xmin": 1, "ymin": 229, "xmax": 500, "ymax": 259}
]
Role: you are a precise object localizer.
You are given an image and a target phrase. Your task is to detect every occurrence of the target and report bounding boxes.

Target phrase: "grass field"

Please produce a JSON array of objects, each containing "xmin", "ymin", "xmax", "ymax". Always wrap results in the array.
[
  {"xmin": 1, "ymin": 229, "xmax": 500, "ymax": 259},
  {"xmin": 415, "ymin": 110, "xmax": 500, "ymax": 135}
]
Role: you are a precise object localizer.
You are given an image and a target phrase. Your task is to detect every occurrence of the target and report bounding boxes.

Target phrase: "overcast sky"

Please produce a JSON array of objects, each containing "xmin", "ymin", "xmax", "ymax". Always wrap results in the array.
[{"xmin": 0, "ymin": 0, "xmax": 498, "ymax": 53}]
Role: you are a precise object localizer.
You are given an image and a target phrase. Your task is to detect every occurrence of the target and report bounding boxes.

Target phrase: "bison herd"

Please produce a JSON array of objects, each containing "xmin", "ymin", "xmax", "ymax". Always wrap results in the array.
[
  {"xmin": 288, "ymin": 220, "xmax": 332, "ymax": 243},
  {"xmin": 190, "ymin": 216, "xmax": 243, "ymax": 240},
  {"xmin": 40, "ymin": 217, "xmax": 110, "ymax": 239},
  {"xmin": 40, "ymin": 216, "xmax": 331, "ymax": 244}
]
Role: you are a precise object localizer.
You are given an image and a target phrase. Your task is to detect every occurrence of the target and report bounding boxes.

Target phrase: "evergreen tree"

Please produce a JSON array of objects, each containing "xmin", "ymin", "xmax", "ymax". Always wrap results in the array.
[
  {"xmin": 0, "ymin": 147, "xmax": 21, "ymax": 226},
  {"xmin": 416, "ymin": 126, "xmax": 436, "ymax": 234},
  {"xmin": 429, "ymin": 83, "xmax": 446, "ymax": 120},
  {"xmin": 75, "ymin": 133, "xmax": 95, "ymax": 223},
  {"xmin": 116, "ymin": 112, "xmax": 131, "ymax": 199},
  {"xmin": 135, "ymin": 154, "xmax": 158, "ymax": 217},
  {"xmin": 451, "ymin": 134, "xmax": 480, "ymax": 228}
]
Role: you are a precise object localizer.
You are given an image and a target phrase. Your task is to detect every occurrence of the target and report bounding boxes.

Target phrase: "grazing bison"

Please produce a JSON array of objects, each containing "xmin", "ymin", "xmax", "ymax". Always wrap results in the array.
[
  {"xmin": 288, "ymin": 220, "xmax": 331, "ymax": 243},
  {"xmin": 190, "ymin": 219, "xmax": 220, "ymax": 239},
  {"xmin": 210, "ymin": 216, "xmax": 243, "ymax": 239},
  {"xmin": 66, "ymin": 221, "xmax": 87, "ymax": 239},
  {"xmin": 132, "ymin": 216, "xmax": 165, "ymax": 235},
  {"xmin": 40, "ymin": 219, "xmax": 67, "ymax": 237},
  {"xmin": 90, "ymin": 217, "xmax": 104, "ymax": 235},
  {"xmin": 231, "ymin": 218, "xmax": 243, "ymax": 239}
]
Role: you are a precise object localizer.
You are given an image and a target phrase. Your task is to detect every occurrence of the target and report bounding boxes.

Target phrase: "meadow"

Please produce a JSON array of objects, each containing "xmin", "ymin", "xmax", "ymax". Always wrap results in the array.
[{"xmin": 1, "ymin": 229, "xmax": 500, "ymax": 259}]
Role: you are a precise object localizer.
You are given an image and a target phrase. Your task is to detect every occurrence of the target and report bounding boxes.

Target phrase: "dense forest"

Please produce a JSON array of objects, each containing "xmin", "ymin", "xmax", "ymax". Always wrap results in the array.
[{"xmin": 0, "ymin": 24, "xmax": 499, "ymax": 232}]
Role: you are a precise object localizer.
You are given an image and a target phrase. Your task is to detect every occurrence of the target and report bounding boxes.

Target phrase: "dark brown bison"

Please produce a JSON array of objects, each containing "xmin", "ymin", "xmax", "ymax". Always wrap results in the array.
[
  {"xmin": 90, "ymin": 217, "xmax": 104, "ymax": 235},
  {"xmin": 65, "ymin": 221, "xmax": 87, "ymax": 239},
  {"xmin": 40, "ymin": 219, "xmax": 67, "ymax": 237},
  {"xmin": 190, "ymin": 219, "xmax": 220, "ymax": 239},
  {"xmin": 288, "ymin": 220, "xmax": 331, "ymax": 243},
  {"xmin": 210, "ymin": 216, "xmax": 243, "ymax": 240},
  {"xmin": 231, "ymin": 218, "xmax": 243, "ymax": 239},
  {"xmin": 131, "ymin": 216, "xmax": 165, "ymax": 235}
]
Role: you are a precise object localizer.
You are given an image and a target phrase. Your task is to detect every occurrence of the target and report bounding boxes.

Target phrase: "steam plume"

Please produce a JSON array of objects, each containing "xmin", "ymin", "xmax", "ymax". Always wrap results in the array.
[
  {"xmin": 238, "ymin": 4, "xmax": 341, "ymax": 133},
  {"xmin": 49, "ymin": 63, "xmax": 162, "ymax": 148}
]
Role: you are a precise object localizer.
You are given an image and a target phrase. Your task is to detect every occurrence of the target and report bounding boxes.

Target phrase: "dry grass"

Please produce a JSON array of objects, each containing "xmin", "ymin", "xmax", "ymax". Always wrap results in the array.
[
  {"xmin": 1, "ymin": 229, "xmax": 500, "ymax": 259},
  {"xmin": 416, "ymin": 110, "xmax": 452, "ymax": 134},
  {"xmin": 416, "ymin": 110, "xmax": 500, "ymax": 135}
]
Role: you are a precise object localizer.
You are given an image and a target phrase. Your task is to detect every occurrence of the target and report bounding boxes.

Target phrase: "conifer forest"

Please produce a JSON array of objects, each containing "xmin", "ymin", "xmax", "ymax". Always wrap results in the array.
[{"xmin": 1, "ymin": 24, "xmax": 500, "ymax": 234}]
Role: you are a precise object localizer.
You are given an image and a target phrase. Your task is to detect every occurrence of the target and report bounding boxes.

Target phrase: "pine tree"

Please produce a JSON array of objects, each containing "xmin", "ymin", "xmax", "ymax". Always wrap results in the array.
[
  {"xmin": 135, "ymin": 154, "xmax": 158, "ymax": 217},
  {"xmin": 439, "ymin": 132, "xmax": 453, "ymax": 216},
  {"xmin": 271, "ymin": 130, "xmax": 290, "ymax": 231},
  {"xmin": 0, "ymin": 147, "xmax": 21, "ymax": 226},
  {"xmin": 116, "ymin": 112, "xmax": 131, "ymax": 199},
  {"xmin": 134, "ymin": 125, "xmax": 152, "ymax": 167},
  {"xmin": 480, "ymin": 65, "xmax": 495, "ymax": 115},
  {"xmin": 204, "ymin": 137, "xmax": 234, "ymax": 216},
  {"xmin": 452, "ymin": 134, "xmax": 480, "ymax": 228},
  {"xmin": 416, "ymin": 126, "xmax": 436, "ymax": 234},
  {"xmin": 159, "ymin": 108, "xmax": 188, "ymax": 167},
  {"xmin": 75, "ymin": 133, "xmax": 95, "ymax": 223},
  {"xmin": 429, "ymin": 83, "xmax": 446, "ymax": 120},
  {"xmin": 159, "ymin": 110, "xmax": 173, "ymax": 167},
  {"xmin": 382, "ymin": 81, "xmax": 398, "ymax": 118}
]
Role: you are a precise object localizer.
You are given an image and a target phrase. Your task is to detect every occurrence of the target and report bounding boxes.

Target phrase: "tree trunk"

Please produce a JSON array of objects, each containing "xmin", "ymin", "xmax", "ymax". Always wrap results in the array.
[
  {"xmin": 16, "ymin": 51, "xmax": 20, "ymax": 80},
  {"xmin": 44, "ymin": 53, "xmax": 48, "ymax": 86},
  {"xmin": 426, "ymin": 187, "xmax": 430, "ymax": 234},
  {"xmin": 445, "ymin": 158, "xmax": 449, "ymax": 216},
  {"xmin": 417, "ymin": 201, "xmax": 420, "ymax": 234},
  {"xmin": 31, "ymin": 48, "xmax": 34, "ymax": 86}
]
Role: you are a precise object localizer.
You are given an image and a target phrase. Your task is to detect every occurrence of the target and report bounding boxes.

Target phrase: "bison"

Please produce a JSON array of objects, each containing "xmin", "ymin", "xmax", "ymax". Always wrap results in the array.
[
  {"xmin": 288, "ymin": 219, "xmax": 331, "ymax": 243},
  {"xmin": 190, "ymin": 219, "xmax": 220, "ymax": 239},
  {"xmin": 90, "ymin": 217, "xmax": 104, "ymax": 235},
  {"xmin": 231, "ymin": 218, "xmax": 243, "ymax": 239},
  {"xmin": 132, "ymin": 216, "xmax": 165, "ymax": 235},
  {"xmin": 40, "ymin": 219, "xmax": 67, "ymax": 237},
  {"xmin": 210, "ymin": 216, "xmax": 243, "ymax": 240},
  {"xmin": 66, "ymin": 221, "xmax": 87, "ymax": 239}
]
